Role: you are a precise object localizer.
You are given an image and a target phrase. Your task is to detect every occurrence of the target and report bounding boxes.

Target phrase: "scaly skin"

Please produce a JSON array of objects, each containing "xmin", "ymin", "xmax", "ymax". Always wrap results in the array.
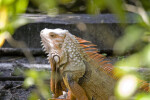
[
  {"xmin": 40, "ymin": 28, "xmax": 149, "ymax": 100},
  {"xmin": 40, "ymin": 28, "xmax": 116, "ymax": 100}
]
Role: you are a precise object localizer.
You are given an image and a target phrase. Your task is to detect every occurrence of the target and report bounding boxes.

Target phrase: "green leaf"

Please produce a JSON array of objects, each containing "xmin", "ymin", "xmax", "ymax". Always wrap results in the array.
[
  {"xmin": 104, "ymin": 0, "xmax": 125, "ymax": 22},
  {"xmin": 16, "ymin": 0, "xmax": 28, "ymax": 13},
  {"xmin": 28, "ymin": 92, "xmax": 40, "ymax": 100},
  {"xmin": 114, "ymin": 25, "xmax": 144, "ymax": 54},
  {"xmin": 136, "ymin": 93, "xmax": 150, "ymax": 100},
  {"xmin": 25, "ymin": 70, "xmax": 38, "ymax": 80},
  {"xmin": 115, "ymin": 53, "xmax": 141, "ymax": 68},
  {"xmin": 87, "ymin": 0, "xmax": 101, "ymax": 14},
  {"xmin": 141, "ymin": 44, "xmax": 150, "ymax": 66},
  {"xmin": 24, "ymin": 77, "xmax": 35, "ymax": 87},
  {"xmin": 1, "ymin": 0, "xmax": 15, "ymax": 5}
]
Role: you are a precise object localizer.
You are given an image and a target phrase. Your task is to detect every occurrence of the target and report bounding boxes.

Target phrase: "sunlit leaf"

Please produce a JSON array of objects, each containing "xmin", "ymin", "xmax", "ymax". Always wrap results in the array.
[
  {"xmin": 136, "ymin": 93, "xmax": 150, "ymax": 100},
  {"xmin": 24, "ymin": 77, "xmax": 35, "ymax": 87},
  {"xmin": 115, "ymin": 74, "xmax": 138, "ymax": 99},
  {"xmin": 1, "ymin": 0, "xmax": 15, "ymax": 5},
  {"xmin": 0, "ymin": 6, "xmax": 8, "ymax": 29},
  {"xmin": 16, "ymin": 0, "xmax": 28, "ymax": 13},
  {"xmin": 0, "ymin": 33, "xmax": 5, "ymax": 47},
  {"xmin": 114, "ymin": 66, "xmax": 127, "ymax": 78},
  {"xmin": 25, "ymin": 70, "xmax": 38, "ymax": 80}
]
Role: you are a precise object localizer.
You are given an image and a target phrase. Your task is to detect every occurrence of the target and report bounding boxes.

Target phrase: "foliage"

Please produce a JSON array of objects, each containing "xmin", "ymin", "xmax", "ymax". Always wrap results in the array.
[
  {"xmin": 30, "ymin": 0, "xmax": 58, "ymax": 15},
  {"xmin": 0, "ymin": 0, "xmax": 28, "ymax": 47},
  {"xmin": 1, "ymin": 0, "xmax": 150, "ymax": 100},
  {"xmin": 87, "ymin": 0, "xmax": 125, "ymax": 21},
  {"xmin": 113, "ymin": 2, "xmax": 150, "ymax": 100},
  {"xmin": 13, "ymin": 66, "xmax": 51, "ymax": 99},
  {"xmin": 24, "ymin": 69, "xmax": 51, "ymax": 100},
  {"xmin": 86, "ymin": 0, "xmax": 150, "ymax": 99},
  {"xmin": 0, "ymin": 0, "xmax": 52, "ymax": 99}
]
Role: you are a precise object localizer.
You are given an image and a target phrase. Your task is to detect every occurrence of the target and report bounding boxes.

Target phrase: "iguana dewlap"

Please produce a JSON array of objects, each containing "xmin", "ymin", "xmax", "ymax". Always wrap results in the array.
[{"xmin": 40, "ymin": 28, "xmax": 149, "ymax": 100}]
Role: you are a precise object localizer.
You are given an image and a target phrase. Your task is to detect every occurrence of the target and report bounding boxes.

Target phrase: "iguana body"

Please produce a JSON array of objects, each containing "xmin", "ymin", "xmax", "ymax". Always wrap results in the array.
[{"xmin": 40, "ymin": 28, "xmax": 149, "ymax": 100}]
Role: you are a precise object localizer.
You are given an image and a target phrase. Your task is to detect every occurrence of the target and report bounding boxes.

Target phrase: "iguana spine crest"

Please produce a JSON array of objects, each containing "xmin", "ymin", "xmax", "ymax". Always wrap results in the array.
[{"xmin": 76, "ymin": 37, "xmax": 150, "ymax": 92}]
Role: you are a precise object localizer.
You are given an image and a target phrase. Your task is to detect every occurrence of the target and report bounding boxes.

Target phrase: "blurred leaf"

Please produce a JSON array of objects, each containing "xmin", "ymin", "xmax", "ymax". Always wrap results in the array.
[
  {"xmin": 16, "ymin": 0, "xmax": 28, "ymax": 13},
  {"xmin": 30, "ymin": 0, "xmax": 58, "ymax": 15},
  {"xmin": 104, "ymin": 0, "xmax": 125, "ymax": 22},
  {"xmin": 135, "ymin": 93, "xmax": 150, "ymax": 100},
  {"xmin": 141, "ymin": 44, "xmax": 150, "ymax": 66},
  {"xmin": 13, "ymin": 67, "xmax": 25, "ymax": 76},
  {"xmin": 114, "ymin": 66, "xmax": 127, "ymax": 78},
  {"xmin": 93, "ymin": 0, "xmax": 105, "ymax": 9},
  {"xmin": 115, "ymin": 74, "xmax": 138, "ymax": 99},
  {"xmin": 142, "ymin": 32, "xmax": 150, "ymax": 42},
  {"xmin": 115, "ymin": 53, "xmax": 141, "ymax": 68},
  {"xmin": 0, "ymin": 33, "xmax": 5, "ymax": 47},
  {"xmin": 24, "ymin": 77, "xmax": 35, "ymax": 87},
  {"xmin": 1, "ymin": 0, "xmax": 15, "ymax": 5},
  {"xmin": 24, "ymin": 69, "xmax": 51, "ymax": 99},
  {"xmin": 11, "ymin": 17, "xmax": 28, "ymax": 29},
  {"xmin": 59, "ymin": 0, "xmax": 74, "ymax": 4},
  {"xmin": 28, "ymin": 92, "xmax": 40, "ymax": 100},
  {"xmin": 0, "ymin": 6, "xmax": 8, "ymax": 29},
  {"xmin": 87, "ymin": 0, "xmax": 100, "ymax": 14},
  {"xmin": 117, "ymin": 56, "xmax": 125, "ymax": 60},
  {"xmin": 114, "ymin": 25, "xmax": 144, "ymax": 54},
  {"xmin": 87, "ymin": 0, "xmax": 125, "ymax": 21},
  {"xmin": 25, "ymin": 70, "xmax": 38, "ymax": 80},
  {"xmin": 38, "ymin": 84, "xmax": 51, "ymax": 99}
]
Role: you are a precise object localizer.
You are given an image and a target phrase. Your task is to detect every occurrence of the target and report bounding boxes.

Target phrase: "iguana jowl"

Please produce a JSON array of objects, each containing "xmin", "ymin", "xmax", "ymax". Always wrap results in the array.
[{"xmin": 40, "ymin": 28, "xmax": 150, "ymax": 100}]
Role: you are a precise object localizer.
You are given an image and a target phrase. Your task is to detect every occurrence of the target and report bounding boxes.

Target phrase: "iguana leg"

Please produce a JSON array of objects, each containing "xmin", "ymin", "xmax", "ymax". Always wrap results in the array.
[
  {"xmin": 70, "ymin": 92, "xmax": 76, "ymax": 100},
  {"xmin": 63, "ymin": 72, "xmax": 88, "ymax": 100},
  {"xmin": 67, "ymin": 91, "xmax": 76, "ymax": 100}
]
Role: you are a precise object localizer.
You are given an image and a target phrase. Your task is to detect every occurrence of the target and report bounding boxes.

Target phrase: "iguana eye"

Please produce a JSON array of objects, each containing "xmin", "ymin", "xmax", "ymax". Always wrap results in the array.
[{"xmin": 49, "ymin": 33, "xmax": 56, "ymax": 38}]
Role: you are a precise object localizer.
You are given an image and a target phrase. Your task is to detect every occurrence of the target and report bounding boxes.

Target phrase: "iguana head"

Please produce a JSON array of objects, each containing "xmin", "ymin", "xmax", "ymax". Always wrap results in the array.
[
  {"xmin": 40, "ymin": 28, "xmax": 85, "ymax": 66},
  {"xmin": 40, "ymin": 28, "xmax": 70, "ymax": 63}
]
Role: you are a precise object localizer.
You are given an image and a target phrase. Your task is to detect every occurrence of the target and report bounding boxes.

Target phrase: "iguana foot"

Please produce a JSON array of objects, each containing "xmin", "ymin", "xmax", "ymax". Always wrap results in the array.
[{"xmin": 63, "ymin": 72, "xmax": 88, "ymax": 100}]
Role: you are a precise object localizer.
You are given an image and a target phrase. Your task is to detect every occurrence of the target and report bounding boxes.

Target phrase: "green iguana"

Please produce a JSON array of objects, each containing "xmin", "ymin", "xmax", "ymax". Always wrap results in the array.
[{"xmin": 40, "ymin": 28, "xmax": 149, "ymax": 100}]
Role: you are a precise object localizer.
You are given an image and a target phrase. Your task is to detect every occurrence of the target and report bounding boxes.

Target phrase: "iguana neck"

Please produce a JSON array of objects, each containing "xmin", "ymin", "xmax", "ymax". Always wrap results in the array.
[{"xmin": 61, "ymin": 34, "xmax": 86, "ymax": 70}]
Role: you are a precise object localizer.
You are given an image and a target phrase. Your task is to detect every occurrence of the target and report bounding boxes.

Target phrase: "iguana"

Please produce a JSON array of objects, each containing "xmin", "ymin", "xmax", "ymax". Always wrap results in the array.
[{"xmin": 40, "ymin": 28, "xmax": 150, "ymax": 100}]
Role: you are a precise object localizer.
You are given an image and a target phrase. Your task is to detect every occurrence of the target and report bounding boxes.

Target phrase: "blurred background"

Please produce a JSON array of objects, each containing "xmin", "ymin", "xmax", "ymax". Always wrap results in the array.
[{"xmin": 1, "ymin": 0, "xmax": 150, "ymax": 100}]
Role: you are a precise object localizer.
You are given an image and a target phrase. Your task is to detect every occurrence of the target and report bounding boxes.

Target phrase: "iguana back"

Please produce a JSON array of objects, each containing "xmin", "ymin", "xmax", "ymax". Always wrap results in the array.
[{"xmin": 71, "ymin": 37, "xmax": 116, "ymax": 100}]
